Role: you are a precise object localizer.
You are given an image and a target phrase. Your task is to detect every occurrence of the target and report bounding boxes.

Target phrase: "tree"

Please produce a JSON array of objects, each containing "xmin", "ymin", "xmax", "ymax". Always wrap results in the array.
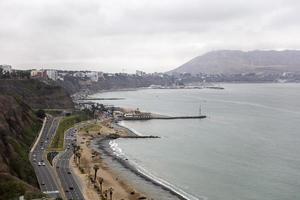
[
  {"xmin": 76, "ymin": 152, "xmax": 81, "ymax": 165},
  {"xmin": 93, "ymin": 164, "xmax": 99, "ymax": 182},
  {"xmin": 109, "ymin": 187, "xmax": 113, "ymax": 200},
  {"xmin": 97, "ymin": 177, "xmax": 104, "ymax": 194},
  {"xmin": 103, "ymin": 190, "xmax": 108, "ymax": 199},
  {"xmin": 35, "ymin": 109, "xmax": 46, "ymax": 119},
  {"xmin": 73, "ymin": 145, "xmax": 80, "ymax": 164}
]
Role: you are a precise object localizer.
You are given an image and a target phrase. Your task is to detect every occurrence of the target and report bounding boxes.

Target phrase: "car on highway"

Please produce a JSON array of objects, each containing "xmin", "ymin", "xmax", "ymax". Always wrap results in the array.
[
  {"xmin": 69, "ymin": 187, "xmax": 74, "ymax": 190},
  {"xmin": 38, "ymin": 162, "xmax": 41, "ymax": 166},
  {"xmin": 67, "ymin": 171, "xmax": 71, "ymax": 174}
]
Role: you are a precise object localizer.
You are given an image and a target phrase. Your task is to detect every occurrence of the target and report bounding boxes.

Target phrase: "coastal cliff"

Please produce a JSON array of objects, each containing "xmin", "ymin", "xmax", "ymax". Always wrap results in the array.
[
  {"xmin": 0, "ymin": 95, "xmax": 43, "ymax": 199},
  {"xmin": 0, "ymin": 79, "xmax": 74, "ymax": 109}
]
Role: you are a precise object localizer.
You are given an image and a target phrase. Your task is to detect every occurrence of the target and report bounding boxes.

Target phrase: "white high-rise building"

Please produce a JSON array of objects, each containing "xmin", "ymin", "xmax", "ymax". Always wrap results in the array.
[
  {"xmin": 0, "ymin": 65, "xmax": 12, "ymax": 74},
  {"xmin": 46, "ymin": 69, "xmax": 58, "ymax": 81},
  {"xmin": 86, "ymin": 71, "xmax": 99, "ymax": 82}
]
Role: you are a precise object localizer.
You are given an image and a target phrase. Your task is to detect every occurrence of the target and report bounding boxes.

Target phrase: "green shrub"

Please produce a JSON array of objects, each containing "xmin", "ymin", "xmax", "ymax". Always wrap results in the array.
[{"xmin": 50, "ymin": 113, "xmax": 90, "ymax": 150}]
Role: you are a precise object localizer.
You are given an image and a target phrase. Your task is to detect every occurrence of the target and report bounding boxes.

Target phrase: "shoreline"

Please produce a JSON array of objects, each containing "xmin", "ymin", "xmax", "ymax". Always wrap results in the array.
[
  {"xmin": 70, "ymin": 120, "xmax": 149, "ymax": 200},
  {"xmin": 93, "ymin": 137, "xmax": 190, "ymax": 200},
  {"xmin": 92, "ymin": 121, "xmax": 204, "ymax": 200}
]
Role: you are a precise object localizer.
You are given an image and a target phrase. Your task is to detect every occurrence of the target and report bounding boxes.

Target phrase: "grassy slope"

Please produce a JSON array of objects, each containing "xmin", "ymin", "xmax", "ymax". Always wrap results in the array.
[{"xmin": 49, "ymin": 113, "xmax": 90, "ymax": 151}]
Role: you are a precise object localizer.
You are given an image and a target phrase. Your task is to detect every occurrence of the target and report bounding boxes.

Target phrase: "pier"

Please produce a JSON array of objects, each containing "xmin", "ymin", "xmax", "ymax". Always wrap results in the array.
[
  {"xmin": 149, "ymin": 115, "xmax": 207, "ymax": 120},
  {"xmin": 123, "ymin": 114, "xmax": 207, "ymax": 120},
  {"xmin": 78, "ymin": 97, "xmax": 125, "ymax": 100}
]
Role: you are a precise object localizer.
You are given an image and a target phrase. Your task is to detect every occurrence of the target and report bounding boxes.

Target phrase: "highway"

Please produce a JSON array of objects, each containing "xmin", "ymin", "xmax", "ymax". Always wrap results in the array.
[
  {"xmin": 56, "ymin": 127, "xmax": 85, "ymax": 200},
  {"xmin": 30, "ymin": 116, "xmax": 61, "ymax": 198}
]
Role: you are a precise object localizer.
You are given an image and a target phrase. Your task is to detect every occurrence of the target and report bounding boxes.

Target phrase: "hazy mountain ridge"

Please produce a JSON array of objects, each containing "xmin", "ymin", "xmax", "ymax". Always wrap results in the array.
[{"xmin": 169, "ymin": 50, "xmax": 300, "ymax": 75}]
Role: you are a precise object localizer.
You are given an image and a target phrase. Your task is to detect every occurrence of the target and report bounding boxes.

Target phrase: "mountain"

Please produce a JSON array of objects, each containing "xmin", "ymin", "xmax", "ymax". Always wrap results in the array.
[
  {"xmin": 169, "ymin": 50, "xmax": 300, "ymax": 75},
  {"xmin": 0, "ymin": 79, "xmax": 74, "ymax": 109},
  {"xmin": 0, "ymin": 95, "xmax": 43, "ymax": 199}
]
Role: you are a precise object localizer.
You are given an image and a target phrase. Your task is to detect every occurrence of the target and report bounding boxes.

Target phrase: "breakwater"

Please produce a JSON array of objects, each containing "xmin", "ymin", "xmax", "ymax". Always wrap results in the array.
[{"xmin": 123, "ymin": 115, "xmax": 207, "ymax": 120}]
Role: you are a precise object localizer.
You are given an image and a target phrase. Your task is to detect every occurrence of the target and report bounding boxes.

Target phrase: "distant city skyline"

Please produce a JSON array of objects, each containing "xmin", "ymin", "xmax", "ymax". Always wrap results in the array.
[{"xmin": 1, "ymin": 0, "xmax": 300, "ymax": 73}]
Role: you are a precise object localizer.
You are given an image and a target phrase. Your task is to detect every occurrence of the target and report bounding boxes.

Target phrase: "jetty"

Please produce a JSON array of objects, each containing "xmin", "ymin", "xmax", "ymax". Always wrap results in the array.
[
  {"xmin": 149, "ymin": 115, "xmax": 206, "ymax": 120},
  {"xmin": 123, "ymin": 115, "xmax": 207, "ymax": 120},
  {"xmin": 78, "ymin": 97, "xmax": 125, "ymax": 101},
  {"xmin": 122, "ymin": 112, "xmax": 206, "ymax": 120}
]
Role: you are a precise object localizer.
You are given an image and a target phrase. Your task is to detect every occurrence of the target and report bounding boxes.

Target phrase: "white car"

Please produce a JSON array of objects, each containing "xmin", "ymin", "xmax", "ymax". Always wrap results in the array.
[
  {"xmin": 42, "ymin": 162, "xmax": 45, "ymax": 166},
  {"xmin": 38, "ymin": 162, "xmax": 41, "ymax": 166}
]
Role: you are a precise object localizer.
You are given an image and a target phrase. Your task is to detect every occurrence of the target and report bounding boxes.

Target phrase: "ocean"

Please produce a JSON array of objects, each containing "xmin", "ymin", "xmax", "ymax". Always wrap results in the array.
[{"xmin": 91, "ymin": 83, "xmax": 300, "ymax": 200}]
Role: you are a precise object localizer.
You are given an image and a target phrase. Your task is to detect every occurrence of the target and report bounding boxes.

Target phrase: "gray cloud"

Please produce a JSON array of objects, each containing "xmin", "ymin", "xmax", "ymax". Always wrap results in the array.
[{"xmin": 1, "ymin": 0, "xmax": 300, "ymax": 72}]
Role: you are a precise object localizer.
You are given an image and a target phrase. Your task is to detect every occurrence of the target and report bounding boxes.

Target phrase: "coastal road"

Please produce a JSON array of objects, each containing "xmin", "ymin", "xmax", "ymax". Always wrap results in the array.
[
  {"xmin": 56, "ymin": 127, "xmax": 85, "ymax": 200},
  {"xmin": 30, "ymin": 116, "xmax": 61, "ymax": 198}
]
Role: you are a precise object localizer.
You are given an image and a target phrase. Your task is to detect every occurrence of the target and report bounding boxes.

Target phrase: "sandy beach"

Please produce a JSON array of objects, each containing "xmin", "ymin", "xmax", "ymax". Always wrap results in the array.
[{"xmin": 71, "ymin": 119, "xmax": 149, "ymax": 200}]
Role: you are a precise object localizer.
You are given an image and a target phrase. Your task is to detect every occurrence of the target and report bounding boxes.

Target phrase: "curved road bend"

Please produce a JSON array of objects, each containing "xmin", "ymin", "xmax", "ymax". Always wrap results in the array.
[
  {"xmin": 30, "ymin": 116, "xmax": 61, "ymax": 198},
  {"xmin": 56, "ymin": 127, "xmax": 85, "ymax": 200}
]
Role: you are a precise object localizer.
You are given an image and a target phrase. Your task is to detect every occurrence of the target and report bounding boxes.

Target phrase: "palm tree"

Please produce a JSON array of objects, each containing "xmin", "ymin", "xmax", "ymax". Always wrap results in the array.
[
  {"xmin": 76, "ymin": 152, "xmax": 81, "ymax": 165},
  {"xmin": 93, "ymin": 164, "xmax": 100, "ymax": 182},
  {"xmin": 97, "ymin": 177, "xmax": 104, "ymax": 193},
  {"xmin": 109, "ymin": 187, "xmax": 113, "ymax": 200},
  {"xmin": 88, "ymin": 174, "xmax": 94, "ymax": 184},
  {"xmin": 73, "ymin": 145, "xmax": 77, "ymax": 161},
  {"xmin": 103, "ymin": 190, "xmax": 108, "ymax": 199}
]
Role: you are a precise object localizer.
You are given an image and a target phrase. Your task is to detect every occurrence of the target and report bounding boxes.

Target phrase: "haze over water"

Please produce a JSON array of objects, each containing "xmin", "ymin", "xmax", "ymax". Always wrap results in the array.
[{"xmin": 92, "ymin": 84, "xmax": 300, "ymax": 200}]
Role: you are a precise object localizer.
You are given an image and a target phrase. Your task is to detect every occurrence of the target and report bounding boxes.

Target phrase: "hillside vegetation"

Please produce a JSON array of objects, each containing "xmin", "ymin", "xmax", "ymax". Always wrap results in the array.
[
  {"xmin": 0, "ymin": 79, "xmax": 74, "ymax": 109},
  {"xmin": 0, "ymin": 95, "xmax": 44, "ymax": 199},
  {"xmin": 50, "ymin": 113, "xmax": 90, "ymax": 151}
]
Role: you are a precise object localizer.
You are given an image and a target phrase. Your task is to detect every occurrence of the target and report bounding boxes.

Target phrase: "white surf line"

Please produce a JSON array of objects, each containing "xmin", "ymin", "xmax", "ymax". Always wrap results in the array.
[
  {"xmin": 117, "ymin": 121, "xmax": 143, "ymax": 136},
  {"xmin": 107, "ymin": 140, "xmax": 206, "ymax": 200},
  {"xmin": 131, "ymin": 160, "xmax": 206, "ymax": 200}
]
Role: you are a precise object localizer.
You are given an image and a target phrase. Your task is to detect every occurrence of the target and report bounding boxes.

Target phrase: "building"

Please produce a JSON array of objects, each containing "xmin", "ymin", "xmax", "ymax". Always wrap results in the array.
[
  {"xmin": 73, "ymin": 71, "xmax": 85, "ymax": 78},
  {"xmin": 123, "ymin": 109, "xmax": 152, "ymax": 120},
  {"xmin": 86, "ymin": 71, "xmax": 99, "ymax": 82},
  {"xmin": 136, "ymin": 70, "xmax": 146, "ymax": 76},
  {"xmin": 0, "ymin": 65, "xmax": 12, "ymax": 74},
  {"xmin": 30, "ymin": 69, "xmax": 47, "ymax": 78},
  {"xmin": 46, "ymin": 69, "xmax": 58, "ymax": 81}
]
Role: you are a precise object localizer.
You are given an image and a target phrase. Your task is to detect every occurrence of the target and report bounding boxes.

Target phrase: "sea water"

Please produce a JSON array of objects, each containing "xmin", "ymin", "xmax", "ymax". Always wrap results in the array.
[{"xmin": 91, "ymin": 84, "xmax": 300, "ymax": 200}]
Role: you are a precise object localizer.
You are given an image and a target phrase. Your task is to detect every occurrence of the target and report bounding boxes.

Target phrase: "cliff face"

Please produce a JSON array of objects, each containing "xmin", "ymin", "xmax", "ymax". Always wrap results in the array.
[
  {"xmin": 0, "ymin": 79, "xmax": 74, "ymax": 109},
  {"xmin": 58, "ymin": 74, "xmax": 174, "ymax": 94},
  {"xmin": 0, "ymin": 95, "xmax": 43, "ymax": 199}
]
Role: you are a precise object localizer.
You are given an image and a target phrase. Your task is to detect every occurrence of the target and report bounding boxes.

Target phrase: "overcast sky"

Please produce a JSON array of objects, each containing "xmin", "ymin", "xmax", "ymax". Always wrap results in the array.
[{"xmin": 1, "ymin": 0, "xmax": 300, "ymax": 73}]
